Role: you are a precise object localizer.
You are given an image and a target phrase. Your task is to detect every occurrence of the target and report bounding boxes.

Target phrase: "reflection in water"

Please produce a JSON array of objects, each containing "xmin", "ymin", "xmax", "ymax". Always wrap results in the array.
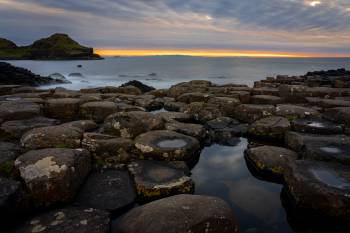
[
  {"xmin": 311, "ymin": 168, "xmax": 350, "ymax": 189},
  {"xmin": 191, "ymin": 138, "xmax": 294, "ymax": 233},
  {"xmin": 320, "ymin": 147, "xmax": 342, "ymax": 154},
  {"xmin": 157, "ymin": 139, "xmax": 187, "ymax": 148}
]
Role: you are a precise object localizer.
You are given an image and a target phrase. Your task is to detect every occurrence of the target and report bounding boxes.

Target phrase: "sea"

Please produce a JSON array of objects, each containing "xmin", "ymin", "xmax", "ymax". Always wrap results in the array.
[
  {"xmin": 4, "ymin": 56, "xmax": 350, "ymax": 233},
  {"xmin": 4, "ymin": 56, "xmax": 350, "ymax": 90}
]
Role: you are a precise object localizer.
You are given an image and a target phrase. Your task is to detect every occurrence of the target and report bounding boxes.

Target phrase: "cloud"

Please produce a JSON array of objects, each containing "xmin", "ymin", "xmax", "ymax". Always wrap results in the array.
[{"xmin": 0, "ymin": 0, "xmax": 349, "ymax": 55}]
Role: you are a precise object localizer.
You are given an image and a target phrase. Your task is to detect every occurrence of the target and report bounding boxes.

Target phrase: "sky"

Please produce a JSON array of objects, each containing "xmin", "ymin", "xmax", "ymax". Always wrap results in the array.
[{"xmin": 0, "ymin": 0, "xmax": 350, "ymax": 57}]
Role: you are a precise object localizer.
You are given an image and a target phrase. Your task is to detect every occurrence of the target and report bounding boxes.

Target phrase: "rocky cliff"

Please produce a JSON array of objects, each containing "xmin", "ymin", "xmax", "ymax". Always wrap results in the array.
[{"xmin": 0, "ymin": 34, "xmax": 101, "ymax": 60}]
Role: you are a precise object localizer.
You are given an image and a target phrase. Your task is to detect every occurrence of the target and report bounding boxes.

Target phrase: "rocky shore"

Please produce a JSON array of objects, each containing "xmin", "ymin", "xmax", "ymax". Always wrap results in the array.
[{"xmin": 1, "ymin": 66, "xmax": 350, "ymax": 232}]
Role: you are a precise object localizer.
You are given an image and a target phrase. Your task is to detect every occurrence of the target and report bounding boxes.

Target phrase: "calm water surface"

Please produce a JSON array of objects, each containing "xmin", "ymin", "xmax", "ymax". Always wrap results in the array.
[
  {"xmin": 3, "ymin": 56, "xmax": 350, "ymax": 90},
  {"xmin": 192, "ymin": 139, "xmax": 294, "ymax": 233}
]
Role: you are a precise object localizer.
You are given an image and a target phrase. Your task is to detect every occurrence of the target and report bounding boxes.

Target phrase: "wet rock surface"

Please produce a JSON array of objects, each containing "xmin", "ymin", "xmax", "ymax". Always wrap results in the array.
[
  {"xmin": 116, "ymin": 194, "xmax": 239, "ymax": 233},
  {"xmin": 284, "ymin": 160, "xmax": 350, "ymax": 219},
  {"xmin": 1, "ymin": 68, "xmax": 350, "ymax": 232},
  {"xmin": 75, "ymin": 169, "xmax": 136, "ymax": 212},
  {"xmin": 128, "ymin": 160, "xmax": 193, "ymax": 200},
  {"xmin": 245, "ymin": 146, "xmax": 298, "ymax": 182},
  {"xmin": 291, "ymin": 118, "xmax": 344, "ymax": 134},
  {"xmin": 15, "ymin": 148, "xmax": 91, "ymax": 207},
  {"xmin": 134, "ymin": 130, "xmax": 200, "ymax": 161}
]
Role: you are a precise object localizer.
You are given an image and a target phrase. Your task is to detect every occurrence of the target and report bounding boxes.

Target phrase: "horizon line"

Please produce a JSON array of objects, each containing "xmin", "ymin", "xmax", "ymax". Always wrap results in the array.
[{"xmin": 94, "ymin": 48, "xmax": 350, "ymax": 58}]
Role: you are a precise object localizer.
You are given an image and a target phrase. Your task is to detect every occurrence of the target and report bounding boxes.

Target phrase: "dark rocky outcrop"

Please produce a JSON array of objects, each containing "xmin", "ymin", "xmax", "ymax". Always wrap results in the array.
[
  {"xmin": 120, "ymin": 80, "xmax": 155, "ymax": 93},
  {"xmin": 0, "ymin": 62, "xmax": 71, "ymax": 86}
]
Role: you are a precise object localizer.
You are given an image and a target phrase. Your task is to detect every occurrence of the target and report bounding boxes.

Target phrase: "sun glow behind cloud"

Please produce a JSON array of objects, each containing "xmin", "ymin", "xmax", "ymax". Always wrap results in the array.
[{"xmin": 308, "ymin": 1, "xmax": 322, "ymax": 7}]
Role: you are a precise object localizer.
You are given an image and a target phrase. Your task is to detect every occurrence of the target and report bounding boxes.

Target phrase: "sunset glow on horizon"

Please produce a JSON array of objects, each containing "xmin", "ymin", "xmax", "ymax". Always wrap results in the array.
[{"xmin": 95, "ymin": 49, "xmax": 349, "ymax": 58}]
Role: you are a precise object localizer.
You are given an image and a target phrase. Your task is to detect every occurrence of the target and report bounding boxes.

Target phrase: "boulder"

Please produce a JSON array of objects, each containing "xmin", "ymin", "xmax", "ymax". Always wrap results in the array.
[
  {"xmin": 251, "ymin": 95, "xmax": 284, "ymax": 105},
  {"xmin": 0, "ymin": 101, "xmax": 41, "ymax": 122},
  {"xmin": 278, "ymin": 85, "xmax": 308, "ymax": 103},
  {"xmin": 284, "ymin": 160, "xmax": 350, "ymax": 219},
  {"xmin": 12, "ymin": 207, "xmax": 110, "ymax": 233},
  {"xmin": 245, "ymin": 146, "xmax": 298, "ymax": 182},
  {"xmin": 275, "ymin": 104, "xmax": 320, "ymax": 120},
  {"xmin": 80, "ymin": 101, "xmax": 119, "ymax": 123},
  {"xmin": 234, "ymin": 104, "xmax": 275, "ymax": 123},
  {"xmin": 168, "ymin": 82, "xmax": 209, "ymax": 98},
  {"xmin": 291, "ymin": 118, "xmax": 343, "ymax": 135},
  {"xmin": 247, "ymin": 116, "xmax": 290, "ymax": 141},
  {"xmin": 103, "ymin": 111, "xmax": 164, "ymax": 139},
  {"xmin": 20, "ymin": 125, "xmax": 83, "ymax": 150},
  {"xmin": 82, "ymin": 133, "xmax": 134, "ymax": 165},
  {"xmin": 44, "ymin": 98, "xmax": 80, "ymax": 121},
  {"xmin": 14, "ymin": 148, "xmax": 91, "ymax": 207},
  {"xmin": 165, "ymin": 122, "xmax": 207, "ymax": 141},
  {"xmin": 75, "ymin": 169, "xmax": 136, "ymax": 212},
  {"xmin": 205, "ymin": 117, "xmax": 247, "ymax": 145},
  {"xmin": 134, "ymin": 130, "xmax": 200, "ymax": 161},
  {"xmin": 252, "ymin": 87, "xmax": 279, "ymax": 96},
  {"xmin": 0, "ymin": 117, "xmax": 59, "ymax": 141},
  {"xmin": 128, "ymin": 161, "xmax": 193, "ymax": 200},
  {"xmin": 116, "ymin": 194, "xmax": 239, "ymax": 233}
]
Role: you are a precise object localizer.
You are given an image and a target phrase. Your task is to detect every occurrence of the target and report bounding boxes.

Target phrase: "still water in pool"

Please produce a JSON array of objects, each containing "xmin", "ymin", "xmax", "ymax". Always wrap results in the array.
[{"xmin": 191, "ymin": 138, "xmax": 295, "ymax": 233}]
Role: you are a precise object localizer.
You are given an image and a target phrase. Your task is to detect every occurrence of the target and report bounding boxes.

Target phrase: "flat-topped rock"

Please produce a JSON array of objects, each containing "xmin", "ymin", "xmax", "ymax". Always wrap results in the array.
[
  {"xmin": 245, "ymin": 146, "xmax": 298, "ymax": 182},
  {"xmin": 155, "ymin": 111, "xmax": 192, "ymax": 123},
  {"xmin": 0, "ymin": 101, "xmax": 41, "ymax": 122},
  {"xmin": 12, "ymin": 207, "xmax": 110, "ymax": 233},
  {"xmin": 80, "ymin": 101, "xmax": 119, "ymax": 123},
  {"xmin": 14, "ymin": 148, "xmax": 91, "ymax": 207},
  {"xmin": 165, "ymin": 122, "xmax": 207, "ymax": 141},
  {"xmin": 82, "ymin": 133, "xmax": 134, "ymax": 165},
  {"xmin": 177, "ymin": 92, "xmax": 212, "ymax": 103},
  {"xmin": 234, "ymin": 104, "xmax": 275, "ymax": 123},
  {"xmin": 252, "ymin": 87, "xmax": 279, "ymax": 96},
  {"xmin": 134, "ymin": 95, "xmax": 163, "ymax": 111},
  {"xmin": 0, "ymin": 117, "xmax": 59, "ymax": 141},
  {"xmin": 20, "ymin": 125, "xmax": 83, "ymax": 150},
  {"xmin": 323, "ymin": 107, "xmax": 350, "ymax": 126},
  {"xmin": 103, "ymin": 111, "xmax": 164, "ymax": 139},
  {"xmin": 303, "ymin": 141, "xmax": 350, "ymax": 165},
  {"xmin": 44, "ymin": 98, "xmax": 80, "ymax": 121},
  {"xmin": 248, "ymin": 116, "xmax": 290, "ymax": 141},
  {"xmin": 116, "ymin": 194, "xmax": 239, "ymax": 233},
  {"xmin": 134, "ymin": 130, "xmax": 200, "ymax": 161},
  {"xmin": 284, "ymin": 160, "xmax": 350, "ymax": 219},
  {"xmin": 128, "ymin": 160, "xmax": 193, "ymax": 200},
  {"xmin": 291, "ymin": 118, "xmax": 344, "ymax": 135},
  {"xmin": 168, "ymin": 81, "xmax": 210, "ymax": 98},
  {"xmin": 163, "ymin": 101, "xmax": 186, "ymax": 112},
  {"xmin": 183, "ymin": 102, "xmax": 223, "ymax": 123},
  {"xmin": 251, "ymin": 95, "xmax": 284, "ymax": 105},
  {"xmin": 75, "ymin": 169, "xmax": 136, "ymax": 212},
  {"xmin": 285, "ymin": 131, "xmax": 350, "ymax": 151},
  {"xmin": 275, "ymin": 104, "xmax": 320, "ymax": 120},
  {"xmin": 207, "ymin": 96, "xmax": 240, "ymax": 117},
  {"xmin": 60, "ymin": 120, "xmax": 98, "ymax": 131}
]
